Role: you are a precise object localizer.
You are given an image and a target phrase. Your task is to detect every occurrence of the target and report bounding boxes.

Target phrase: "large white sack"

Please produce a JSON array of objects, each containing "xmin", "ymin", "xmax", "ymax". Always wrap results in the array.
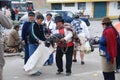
[{"xmin": 23, "ymin": 42, "xmax": 54, "ymax": 74}]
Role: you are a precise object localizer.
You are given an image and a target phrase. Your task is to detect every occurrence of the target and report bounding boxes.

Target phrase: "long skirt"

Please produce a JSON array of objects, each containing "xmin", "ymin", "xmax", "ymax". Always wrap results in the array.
[{"xmin": 101, "ymin": 56, "xmax": 115, "ymax": 72}]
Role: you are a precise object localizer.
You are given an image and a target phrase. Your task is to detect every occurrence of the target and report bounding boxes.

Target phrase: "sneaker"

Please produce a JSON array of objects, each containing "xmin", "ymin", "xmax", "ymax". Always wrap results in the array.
[
  {"xmin": 66, "ymin": 73, "xmax": 71, "ymax": 76},
  {"xmin": 31, "ymin": 71, "xmax": 42, "ymax": 76},
  {"xmin": 72, "ymin": 59, "xmax": 77, "ymax": 62},
  {"xmin": 81, "ymin": 61, "xmax": 85, "ymax": 65}
]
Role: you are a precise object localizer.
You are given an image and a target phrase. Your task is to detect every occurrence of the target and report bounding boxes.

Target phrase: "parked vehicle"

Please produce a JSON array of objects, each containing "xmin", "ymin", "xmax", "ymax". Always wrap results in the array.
[
  {"xmin": 0, "ymin": 0, "xmax": 11, "ymax": 9},
  {"xmin": 19, "ymin": 10, "xmax": 58, "ymax": 24},
  {"xmin": 19, "ymin": 10, "xmax": 90, "ymax": 26},
  {"xmin": 46, "ymin": 10, "xmax": 90, "ymax": 26},
  {"xmin": 11, "ymin": 1, "xmax": 34, "ymax": 20}
]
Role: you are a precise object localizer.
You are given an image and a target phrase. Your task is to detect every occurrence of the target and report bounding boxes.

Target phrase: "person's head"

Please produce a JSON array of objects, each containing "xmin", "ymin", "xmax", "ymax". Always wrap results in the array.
[
  {"xmin": 3, "ymin": 4, "xmax": 7, "ymax": 8},
  {"xmin": 54, "ymin": 16, "xmax": 64, "ymax": 28},
  {"xmin": 13, "ymin": 24, "xmax": 20, "ymax": 31},
  {"xmin": 28, "ymin": 11, "xmax": 35, "ymax": 22},
  {"xmin": 46, "ymin": 13, "xmax": 52, "ymax": 21},
  {"xmin": 15, "ymin": 7, "xmax": 18, "ymax": 9},
  {"xmin": 102, "ymin": 17, "xmax": 112, "ymax": 28},
  {"xmin": 36, "ymin": 14, "xmax": 44, "ymax": 25},
  {"xmin": 74, "ymin": 14, "xmax": 79, "ymax": 19}
]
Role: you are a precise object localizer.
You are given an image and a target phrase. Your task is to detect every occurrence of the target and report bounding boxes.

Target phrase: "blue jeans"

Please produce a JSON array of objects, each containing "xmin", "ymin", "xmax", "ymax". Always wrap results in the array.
[
  {"xmin": 29, "ymin": 44, "xmax": 38, "ymax": 57},
  {"xmin": 44, "ymin": 53, "xmax": 54, "ymax": 65}
]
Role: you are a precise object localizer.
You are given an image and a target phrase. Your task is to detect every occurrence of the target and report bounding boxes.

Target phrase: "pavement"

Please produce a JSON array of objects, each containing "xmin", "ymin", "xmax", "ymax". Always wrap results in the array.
[
  {"xmin": 3, "ymin": 48, "xmax": 120, "ymax": 80},
  {"xmin": 3, "ymin": 20, "xmax": 120, "ymax": 80}
]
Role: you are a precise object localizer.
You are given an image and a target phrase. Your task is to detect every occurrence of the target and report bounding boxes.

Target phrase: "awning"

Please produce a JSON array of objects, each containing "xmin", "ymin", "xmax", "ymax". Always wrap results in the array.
[{"xmin": 46, "ymin": 0, "xmax": 120, "ymax": 3}]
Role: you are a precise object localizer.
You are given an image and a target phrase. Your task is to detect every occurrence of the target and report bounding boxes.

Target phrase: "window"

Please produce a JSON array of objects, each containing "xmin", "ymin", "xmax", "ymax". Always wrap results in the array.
[
  {"xmin": 118, "ymin": 1, "xmax": 120, "ymax": 9},
  {"xmin": 64, "ymin": 3, "xmax": 74, "ymax": 7},
  {"xmin": 78, "ymin": 2, "xmax": 86, "ymax": 10},
  {"xmin": 51, "ymin": 3, "xmax": 62, "ymax": 10}
]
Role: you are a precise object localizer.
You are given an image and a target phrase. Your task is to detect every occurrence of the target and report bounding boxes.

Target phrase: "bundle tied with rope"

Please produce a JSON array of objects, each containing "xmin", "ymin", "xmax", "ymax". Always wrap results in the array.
[{"xmin": 45, "ymin": 23, "xmax": 74, "ymax": 53}]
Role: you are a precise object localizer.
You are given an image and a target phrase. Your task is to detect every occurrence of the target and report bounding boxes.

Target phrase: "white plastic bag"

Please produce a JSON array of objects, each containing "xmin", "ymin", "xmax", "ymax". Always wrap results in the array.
[
  {"xmin": 23, "ymin": 42, "xmax": 54, "ymax": 75},
  {"xmin": 84, "ymin": 41, "xmax": 91, "ymax": 54}
]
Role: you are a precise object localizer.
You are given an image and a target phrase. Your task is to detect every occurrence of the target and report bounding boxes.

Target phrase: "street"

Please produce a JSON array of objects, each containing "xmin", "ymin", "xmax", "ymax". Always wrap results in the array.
[{"xmin": 3, "ymin": 20, "xmax": 120, "ymax": 80}]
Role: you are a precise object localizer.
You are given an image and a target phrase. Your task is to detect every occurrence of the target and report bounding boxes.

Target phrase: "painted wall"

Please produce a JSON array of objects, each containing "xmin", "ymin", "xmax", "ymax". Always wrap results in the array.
[
  {"xmin": 59, "ymin": 2, "xmax": 120, "ymax": 18},
  {"xmin": 109, "ymin": 2, "xmax": 120, "ymax": 17},
  {"xmin": 62, "ymin": 3, "xmax": 77, "ymax": 13},
  {"xmin": 84, "ymin": 2, "xmax": 93, "ymax": 18},
  {"xmin": 30, "ymin": 0, "xmax": 50, "ymax": 13},
  {"xmin": 61, "ymin": 2, "xmax": 93, "ymax": 18}
]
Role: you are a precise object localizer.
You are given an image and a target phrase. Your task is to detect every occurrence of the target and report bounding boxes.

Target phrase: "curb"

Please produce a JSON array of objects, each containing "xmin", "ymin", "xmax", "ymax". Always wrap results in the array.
[{"xmin": 4, "ymin": 52, "xmax": 21, "ymax": 57}]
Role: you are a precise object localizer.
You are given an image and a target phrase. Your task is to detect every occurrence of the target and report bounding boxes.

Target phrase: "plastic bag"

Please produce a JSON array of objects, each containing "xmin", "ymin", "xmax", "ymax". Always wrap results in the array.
[
  {"xmin": 84, "ymin": 41, "xmax": 91, "ymax": 54},
  {"xmin": 23, "ymin": 42, "xmax": 54, "ymax": 75}
]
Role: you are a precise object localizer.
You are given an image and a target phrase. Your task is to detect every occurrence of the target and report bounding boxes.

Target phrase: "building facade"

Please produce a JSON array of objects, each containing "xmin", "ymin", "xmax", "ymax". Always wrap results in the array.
[
  {"xmin": 30, "ymin": 0, "xmax": 50, "ymax": 13},
  {"xmin": 46, "ymin": 0, "xmax": 120, "ymax": 18}
]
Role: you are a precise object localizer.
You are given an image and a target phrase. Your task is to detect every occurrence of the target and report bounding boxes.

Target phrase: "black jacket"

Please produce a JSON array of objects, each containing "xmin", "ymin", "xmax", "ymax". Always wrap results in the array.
[{"xmin": 29, "ymin": 22, "xmax": 48, "ymax": 44}]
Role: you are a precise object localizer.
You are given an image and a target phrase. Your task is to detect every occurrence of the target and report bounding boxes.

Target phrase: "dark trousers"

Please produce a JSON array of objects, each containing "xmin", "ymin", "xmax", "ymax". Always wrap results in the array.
[
  {"xmin": 116, "ymin": 43, "xmax": 120, "ymax": 69},
  {"xmin": 103, "ymin": 71, "xmax": 115, "ymax": 80},
  {"xmin": 24, "ymin": 44, "xmax": 29, "ymax": 64},
  {"xmin": 56, "ymin": 46, "xmax": 74, "ymax": 73}
]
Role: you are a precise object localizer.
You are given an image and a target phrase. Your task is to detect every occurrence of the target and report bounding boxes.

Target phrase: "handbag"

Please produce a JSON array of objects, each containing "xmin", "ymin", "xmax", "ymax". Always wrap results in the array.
[{"xmin": 99, "ymin": 50, "xmax": 106, "ymax": 56}]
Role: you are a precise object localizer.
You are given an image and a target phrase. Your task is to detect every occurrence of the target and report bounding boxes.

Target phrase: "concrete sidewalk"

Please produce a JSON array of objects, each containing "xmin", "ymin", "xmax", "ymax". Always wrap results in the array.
[{"xmin": 3, "ymin": 48, "xmax": 120, "ymax": 80}]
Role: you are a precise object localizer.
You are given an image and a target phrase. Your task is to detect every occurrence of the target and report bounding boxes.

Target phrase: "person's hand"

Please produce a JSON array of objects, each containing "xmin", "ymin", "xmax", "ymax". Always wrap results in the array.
[
  {"xmin": 60, "ymin": 38, "xmax": 66, "ymax": 43},
  {"xmin": 38, "ymin": 40, "xmax": 42, "ymax": 44},
  {"xmin": 46, "ymin": 34, "xmax": 50, "ymax": 38},
  {"xmin": 22, "ymin": 40, "xmax": 25, "ymax": 45}
]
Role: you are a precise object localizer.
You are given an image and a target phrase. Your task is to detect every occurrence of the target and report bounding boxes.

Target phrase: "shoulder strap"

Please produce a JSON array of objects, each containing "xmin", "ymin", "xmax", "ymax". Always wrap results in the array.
[{"xmin": 47, "ymin": 21, "xmax": 51, "ymax": 29}]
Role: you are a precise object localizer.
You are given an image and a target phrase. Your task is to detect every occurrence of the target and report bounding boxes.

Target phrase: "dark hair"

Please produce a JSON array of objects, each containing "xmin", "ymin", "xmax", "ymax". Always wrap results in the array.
[
  {"xmin": 46, "ymin": 13, "xmax": 52, "ymax": 17},
  {"xmin": 3, "ymin": 4, "xmax": 7, "ymax": 7},
  {"xmin": 36, "ymin": 14, "xmax": 44, "ymax": 20},
  {"xmin": 14, "ymin": 25, "xmax": 20, "ymax": 29},
  {"xmin": 28, "ymin": 11, "xmax": 35, "ymax": 16},
  {"xmin": 54, "ymin": 16, "xmax": 64, "ymax": 23},
  {"xmin": 74, "ymin": 14, "xmax": 79, "ymax": 19}
]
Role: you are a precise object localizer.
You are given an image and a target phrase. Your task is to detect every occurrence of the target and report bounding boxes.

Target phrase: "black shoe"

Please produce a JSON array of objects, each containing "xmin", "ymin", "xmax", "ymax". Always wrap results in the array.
[
  {"xmin": 66, "ymin": 73, "xmax": 71, "ymax": 76},
  {"xmin": 81, "ymin": 61, "xmax": 85, "ymax": 65},
  {"xmin": 72, "ymin": 59, "xmax": 77, "ymax": 62},
  {"xmin": 56, "ymin": 71, "xmax": 63, "ymax": 75},
  {"xmin": 31, "ymin": 71, "xmax": 42, "ymax": 76}
]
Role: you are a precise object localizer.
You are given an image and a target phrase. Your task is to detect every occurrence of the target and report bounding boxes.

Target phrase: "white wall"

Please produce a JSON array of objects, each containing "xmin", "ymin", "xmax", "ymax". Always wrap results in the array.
[
  {"xmin": 109, "ymin": 2, "xmax": 120, "ymax": 16},
  {"xmin": 84, "ymin": 2, "xmax": 93, "ymax": 18},
  {"xmin": 61, "ymin": 2, "xmax": 93, "ymax": 17},
  {"xmin": 60, "ymin": 2, "xmax": 120, "ymax": 18},
  {"xmin": 62, "ymin": 3, "xmax": 77, "ymax": 13}
]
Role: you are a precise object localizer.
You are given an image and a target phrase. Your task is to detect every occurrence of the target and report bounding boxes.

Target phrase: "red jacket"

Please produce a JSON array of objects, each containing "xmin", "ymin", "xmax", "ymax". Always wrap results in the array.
[{"xmin": 103, "ymin": 27, "xmax": 117, "ymax": 63}]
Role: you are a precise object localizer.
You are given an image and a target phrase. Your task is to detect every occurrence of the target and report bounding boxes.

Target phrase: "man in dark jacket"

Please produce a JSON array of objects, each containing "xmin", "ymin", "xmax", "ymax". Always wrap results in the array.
[
  {"xmin": 21, "ymin": 11, "xmax": 35, "ymax": 64},
  {"xmin": 28, "ymin": 14, "xmax": 48, "ymax": 76}
]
